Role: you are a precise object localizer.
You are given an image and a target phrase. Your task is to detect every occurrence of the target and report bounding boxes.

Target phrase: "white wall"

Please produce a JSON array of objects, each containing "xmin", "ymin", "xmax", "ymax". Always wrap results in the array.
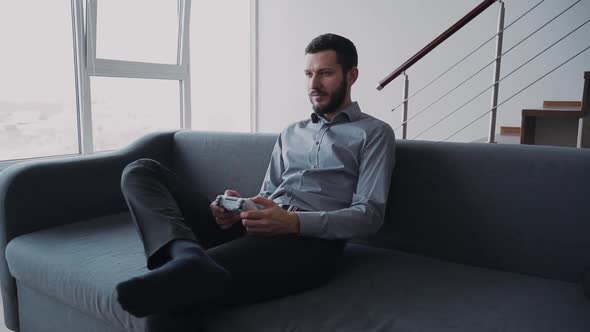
[
  {"xmin": 191, "ymin": 0, "xmax": 251, "ymax": 133},
  {"xmin": 257, "ymin": 0, "xmax": 590, "ymax": 142}
]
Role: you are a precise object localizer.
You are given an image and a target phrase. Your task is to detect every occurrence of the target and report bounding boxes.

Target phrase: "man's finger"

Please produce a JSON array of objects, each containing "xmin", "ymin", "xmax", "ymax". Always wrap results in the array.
[
  {"xmin": 240, "ymin": 209, "xmax": 269, "ymax": 220},
  {"xmin": 212, "ymin": 210, "xmax": 231, "ymax": 218},
  {"xmin": 211, "ymin": 206, "xmax": 225, "ymax": 214},
  {"xmin": 216, "ymin": 215, "xmax": 235, "ymax": 222},
  {"xmin": 219, "ymin": 223, "xmax": 234, "ymax": 230},
  {"xmin": 225, "ymin": 189, "xmax": 240, "ymax": 197},
  {"xmin": 250, "ymin": 196, "xmax": 275, "ymax": 208},
  {"xmin": 218, "ymin": 221, "xmax": 236, "ymax": 229},
  {"xmin": 212, "ymin": 205, "xmax": 237, "ymax": 216},
  {"xmin": 242, "ymin": 219, "xmax": 267, "ymax": 228}
]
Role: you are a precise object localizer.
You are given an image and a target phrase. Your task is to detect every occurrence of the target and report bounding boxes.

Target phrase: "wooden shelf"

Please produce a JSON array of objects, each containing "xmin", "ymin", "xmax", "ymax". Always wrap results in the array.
[{"xmin": 521, "ymin": 107, "xmax": 582, "ymax": 145}]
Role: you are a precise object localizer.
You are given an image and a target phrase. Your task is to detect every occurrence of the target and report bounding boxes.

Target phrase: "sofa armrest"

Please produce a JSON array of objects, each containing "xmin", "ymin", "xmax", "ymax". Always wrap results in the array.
[{"xmin": 0, "ymin": 130, "xmax": 177, "ymax": 331}]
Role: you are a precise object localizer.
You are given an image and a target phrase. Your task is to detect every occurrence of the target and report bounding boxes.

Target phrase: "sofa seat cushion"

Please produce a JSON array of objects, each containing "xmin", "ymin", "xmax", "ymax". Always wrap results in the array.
[
  {"xmin": 6, "ymin": 215, "xmax": 590, "ymax": 332},
  {"xmin": 204, "ymin": 244, "xmax": 590, "ymax": 332},
  {"xmin": 5, "ymin": 213, "xmax": 148, "ymax": 332}
]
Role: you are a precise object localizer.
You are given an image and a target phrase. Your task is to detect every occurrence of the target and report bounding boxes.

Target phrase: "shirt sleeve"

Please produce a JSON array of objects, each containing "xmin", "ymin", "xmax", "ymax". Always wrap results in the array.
[
  {"xmin": 258, "ymin": 134, "xmax": 284, "ymax": 199},
  {"xmin": 296, "ymin": 124, "xmax": 396, "ymax": 239}
]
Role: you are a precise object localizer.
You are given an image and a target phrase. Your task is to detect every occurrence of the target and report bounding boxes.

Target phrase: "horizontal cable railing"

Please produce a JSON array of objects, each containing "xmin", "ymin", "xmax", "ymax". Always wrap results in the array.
[
  {"xmin": 411, "ymin": 17, "xmax": 590, "ymax": 140},
  {"xmin": 395, "ymin": 0, "xmax": 583, "ymax": 134},
  {"xmin": 442, "ymin": 44, "xmax": 590, "ymax": 142},
  {"xmin": 377, "ymin": 0, "xmax": 589, "ymax": 144},
  {"xmin": 389, "ymin": 0, "xmax": 546, "ymax": 113}
]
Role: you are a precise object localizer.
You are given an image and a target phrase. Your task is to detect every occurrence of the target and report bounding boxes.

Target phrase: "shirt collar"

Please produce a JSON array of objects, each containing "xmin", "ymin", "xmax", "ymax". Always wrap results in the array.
[{"xmin": 310, "ymin": 101, "xmax": 361, "ymax": 124}]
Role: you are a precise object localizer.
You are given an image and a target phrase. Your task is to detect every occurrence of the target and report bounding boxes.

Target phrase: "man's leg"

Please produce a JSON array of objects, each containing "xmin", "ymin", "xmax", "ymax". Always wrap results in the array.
[
  {"xmin": 142, "ymin": 234, "xmax": 346, "ymax": 332},
  {"xmin": 202, "ymin": 234, "xmax": 347, "ymax": 311},
  {"xmin": 116, "ymin": 158, "xmax": 244, "ymax": 317}
]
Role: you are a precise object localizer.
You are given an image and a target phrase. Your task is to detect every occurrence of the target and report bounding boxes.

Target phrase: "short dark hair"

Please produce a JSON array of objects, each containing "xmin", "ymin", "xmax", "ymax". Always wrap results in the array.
[{"xmin": 305, "ymin": 33, "xmax": 358, "ymax": 73}]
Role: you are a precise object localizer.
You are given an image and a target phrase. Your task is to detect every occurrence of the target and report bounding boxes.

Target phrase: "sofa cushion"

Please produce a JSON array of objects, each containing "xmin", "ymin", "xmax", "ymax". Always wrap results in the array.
[
  {"xmin": 6, "ymin": 215, "xmax": 590, "ymax": 332},
  {"xmin": 375, "ymin": 141, "xmax": 590, "ymax": 283},
  {"xmin": 204, "ymin": 244, "xmax": 590, "ymax": 332},
  {"xmin": 5, "ymin": 213, "xmax": 148, "ymax": 332}
]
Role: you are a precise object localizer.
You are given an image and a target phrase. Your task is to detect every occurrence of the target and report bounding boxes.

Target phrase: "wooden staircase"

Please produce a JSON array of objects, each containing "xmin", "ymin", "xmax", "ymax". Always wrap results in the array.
[
  {"xmin": 520, "ymin": 100, "xmax": 582, "ymax": 147},
  {"xmin": 488, "ymin": 72, "xmax": 589, "ymax": 148}
]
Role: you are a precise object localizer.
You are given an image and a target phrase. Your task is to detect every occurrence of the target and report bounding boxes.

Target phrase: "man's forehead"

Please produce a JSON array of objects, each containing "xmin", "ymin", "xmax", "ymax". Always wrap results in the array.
[{"xmin": 304, "ymin": 50, "xmax": 340, "ymax": 70}]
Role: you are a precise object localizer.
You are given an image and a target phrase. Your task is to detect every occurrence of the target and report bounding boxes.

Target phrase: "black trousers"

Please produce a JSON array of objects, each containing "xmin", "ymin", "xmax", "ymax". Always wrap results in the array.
[{"xmin": 120, "ymin": 158, "xmax": 347, "ymax": 313}]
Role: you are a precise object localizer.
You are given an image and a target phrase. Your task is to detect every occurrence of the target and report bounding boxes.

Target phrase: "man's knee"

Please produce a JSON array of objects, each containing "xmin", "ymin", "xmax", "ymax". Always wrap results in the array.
[{"xmin": 121, "ymin": 158, "xmax": 163, "ymax": 190}]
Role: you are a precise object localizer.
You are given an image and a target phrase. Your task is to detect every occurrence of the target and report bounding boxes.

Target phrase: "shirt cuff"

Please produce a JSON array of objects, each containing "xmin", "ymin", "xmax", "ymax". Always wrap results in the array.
[{"xmin": 295, "ymin": 211, "xmax": 327, "ymax": 237}]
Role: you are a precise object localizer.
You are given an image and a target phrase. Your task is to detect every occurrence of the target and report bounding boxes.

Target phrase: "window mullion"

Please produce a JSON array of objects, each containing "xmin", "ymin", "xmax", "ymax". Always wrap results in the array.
[
  {"xmin": 76, "ymin": 0, "xmax": 191, "ymax": 153},
  {"xmin": 92, "ymin": 59, "xmax": 188, "ymax": 80},
  {"xmin": 178, "ymin": 0, "xmax": 191, "ymax": 129},
  {"xmin": 72, "ymin": 0, "xmax": 94, "ymax": 154}
]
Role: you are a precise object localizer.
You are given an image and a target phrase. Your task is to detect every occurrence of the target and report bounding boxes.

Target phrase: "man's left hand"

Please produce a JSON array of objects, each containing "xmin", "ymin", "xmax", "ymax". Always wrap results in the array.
[{"xmin": 240, "ymin": 197, "xmax": 300, "ymax": 236}]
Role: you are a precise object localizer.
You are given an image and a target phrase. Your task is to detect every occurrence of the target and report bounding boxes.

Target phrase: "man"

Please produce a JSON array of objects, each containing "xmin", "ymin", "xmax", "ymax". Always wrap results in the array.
[{"xmin": 116, "ymin": 33, "xmax": 396, "ymax": 320}]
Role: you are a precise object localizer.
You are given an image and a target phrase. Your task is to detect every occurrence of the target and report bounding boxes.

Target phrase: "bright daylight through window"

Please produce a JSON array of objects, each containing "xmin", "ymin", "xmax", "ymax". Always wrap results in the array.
[
  {"xmin": 0, "ymin": 1, "xmax": 78, "ymax": 161},
  {"xmin": 0, "ymin": 0, "xmax": 251, "ymax": 165}
]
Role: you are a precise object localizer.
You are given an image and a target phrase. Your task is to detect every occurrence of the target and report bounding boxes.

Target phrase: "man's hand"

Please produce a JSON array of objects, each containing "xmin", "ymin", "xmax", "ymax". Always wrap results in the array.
[
  {"xmin": 240, "ymin": 196, "xmax": 300, "ymax": 236},
  {"xmin": 210, "ymin": 189, "xmax": 242, "ymax": 230}
]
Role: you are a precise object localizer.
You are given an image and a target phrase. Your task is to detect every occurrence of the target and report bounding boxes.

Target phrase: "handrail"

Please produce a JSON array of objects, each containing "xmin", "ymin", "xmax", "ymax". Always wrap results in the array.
[{"xmin": 376, "ymin": 0, "xmax": 497, "ymax": 91}]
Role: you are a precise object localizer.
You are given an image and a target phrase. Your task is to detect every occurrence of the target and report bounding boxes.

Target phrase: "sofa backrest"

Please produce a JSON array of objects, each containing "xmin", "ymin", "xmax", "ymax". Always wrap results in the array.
[
  {"xmin": 173, "ymin": 131, "xmax": 590, "ymax": 283},
  {"xmin": 172, "ymin": 131, "xmax": 277, "ymax": 201},
  {"xmin": 371, "ymin": 140, "xmax": 590, "ymax": 284}
]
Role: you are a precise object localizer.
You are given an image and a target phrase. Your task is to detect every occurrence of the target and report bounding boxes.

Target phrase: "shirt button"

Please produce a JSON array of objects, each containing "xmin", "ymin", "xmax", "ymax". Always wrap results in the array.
[{"xmin": 315, "ymin": 141, "xmax": 319, "ymax": 145}]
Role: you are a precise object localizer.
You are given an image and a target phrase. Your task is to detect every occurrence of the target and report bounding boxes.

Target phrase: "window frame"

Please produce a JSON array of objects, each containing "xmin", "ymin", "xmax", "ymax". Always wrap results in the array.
[
  {"xmin": 76, "ymin": 0, "xmax": 192, "ymax": 154},
  {"xmin": 1, "ymin": 0, "xmax": 258, "ymax": 170}
]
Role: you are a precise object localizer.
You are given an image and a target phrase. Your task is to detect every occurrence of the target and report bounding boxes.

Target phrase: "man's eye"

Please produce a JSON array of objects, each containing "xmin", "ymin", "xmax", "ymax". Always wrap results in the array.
[
  {"xmin": 321, "ymin": 71, "xmax": 332, "ymax": 76},
  {"xmin": 305, "ymin": 72, "xmax": 312, "ymax": 77}
]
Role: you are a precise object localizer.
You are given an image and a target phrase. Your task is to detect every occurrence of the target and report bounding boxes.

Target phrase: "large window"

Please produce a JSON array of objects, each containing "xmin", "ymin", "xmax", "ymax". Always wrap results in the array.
[
  {"xmin": 79, "ymin": 0, "xmax": 191, "ymax": 152},
  {"xmin": 0, "ymin": 0, "xmax": 253, "ymax": 166},
  {"xmin": 96, "ymin": 1, "xmax": 179, "ymax": 64},
  {"xmin": 0, "ymin": 1, "xmax": 79, "ymax": 161},
  {"xmin": 90, "ymin": 77, "xmax": 180, "ymax": 151}
]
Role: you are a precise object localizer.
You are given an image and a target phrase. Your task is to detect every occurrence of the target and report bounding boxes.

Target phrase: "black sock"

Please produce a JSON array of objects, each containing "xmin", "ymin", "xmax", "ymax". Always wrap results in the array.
[{"xmin": 116, "ymin": 239, "xmax": 230, "ymax": 317}]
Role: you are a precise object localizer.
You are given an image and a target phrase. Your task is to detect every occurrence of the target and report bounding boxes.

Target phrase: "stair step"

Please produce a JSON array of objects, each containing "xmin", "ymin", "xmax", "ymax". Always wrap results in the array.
[
  {"xmin": 543, "ymin": 100, "xmax": 582, "ymax": 108},
  {"xmin": 500, "ymin": 126, "xmax": 521, "ymax": 136}
]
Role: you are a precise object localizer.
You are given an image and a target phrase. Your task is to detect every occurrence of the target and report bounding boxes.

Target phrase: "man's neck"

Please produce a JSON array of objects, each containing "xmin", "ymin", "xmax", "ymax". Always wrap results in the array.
[{"xmin": 322, "ymin": 100, "xmax": 353, "ymax": 122}]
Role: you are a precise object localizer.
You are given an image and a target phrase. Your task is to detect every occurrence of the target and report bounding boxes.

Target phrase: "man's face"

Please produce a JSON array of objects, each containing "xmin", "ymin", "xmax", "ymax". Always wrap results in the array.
[{"xmin": 304, "ymin": 50, "xmax": 349, "ymax": 116}]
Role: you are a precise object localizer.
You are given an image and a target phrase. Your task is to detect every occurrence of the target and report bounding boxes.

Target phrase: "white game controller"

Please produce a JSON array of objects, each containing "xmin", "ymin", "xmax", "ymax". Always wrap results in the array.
[{"xmin": 213, "ymin": 195, "xmax": 259, "ymax": 213}]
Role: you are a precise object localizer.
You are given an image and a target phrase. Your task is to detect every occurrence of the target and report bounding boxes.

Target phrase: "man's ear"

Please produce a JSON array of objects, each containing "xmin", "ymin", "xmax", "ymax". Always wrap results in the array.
[{"xmin": 347, "ymin": 67, "xmax": 359, "ymax": 85}]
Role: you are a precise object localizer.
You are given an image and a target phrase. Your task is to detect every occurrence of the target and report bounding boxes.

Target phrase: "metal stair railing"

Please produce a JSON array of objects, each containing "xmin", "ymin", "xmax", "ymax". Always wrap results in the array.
[
  {"xmin": 413, "ymin": 18, "xmax": 590, "ymax": 141},
  {"xmin": 377, "ymin": 0, "xmax": 589, "ymax": 144}
]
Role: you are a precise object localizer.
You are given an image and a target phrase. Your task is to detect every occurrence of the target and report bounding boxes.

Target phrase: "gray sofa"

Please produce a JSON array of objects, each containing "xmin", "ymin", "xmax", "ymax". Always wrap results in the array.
[{"xmin": 1, "ymin": 130, "xmax": 589, "ymax": 332}]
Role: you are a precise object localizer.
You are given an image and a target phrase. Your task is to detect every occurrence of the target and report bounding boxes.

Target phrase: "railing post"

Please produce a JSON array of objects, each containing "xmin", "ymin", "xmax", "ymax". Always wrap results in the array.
[
  {"xmin": 488, "ymin": 0, "xmax": 505, "ymax": 144},
  {"xmin": 402, "ymin": 72, "xmax": 409, "ymax": 139},
  {"xmin": 576, "ymin": 72, "xmax": 590, "ymax": 148}
]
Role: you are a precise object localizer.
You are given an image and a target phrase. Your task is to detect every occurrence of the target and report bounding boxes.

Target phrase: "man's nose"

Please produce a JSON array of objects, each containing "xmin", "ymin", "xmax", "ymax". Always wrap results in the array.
[{"xmin": 309, "ymin": 74, "xmax": 321, "ymax": 90}]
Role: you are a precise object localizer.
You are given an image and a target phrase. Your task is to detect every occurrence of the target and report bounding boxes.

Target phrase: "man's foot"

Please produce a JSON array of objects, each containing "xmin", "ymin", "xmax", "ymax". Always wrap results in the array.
[{"xmin": 116, "ymin": 240, "xmax": 230, "ymax": 317}]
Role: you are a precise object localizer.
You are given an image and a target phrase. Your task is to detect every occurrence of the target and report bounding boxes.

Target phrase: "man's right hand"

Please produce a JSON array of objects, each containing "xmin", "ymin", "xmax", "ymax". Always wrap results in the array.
[{"xmin": 210, "ymin": 189, "xmax": 242, "ymax": 230}]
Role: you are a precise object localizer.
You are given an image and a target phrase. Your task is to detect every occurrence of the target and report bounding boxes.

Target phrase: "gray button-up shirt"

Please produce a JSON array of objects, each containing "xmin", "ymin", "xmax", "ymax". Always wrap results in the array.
[{"xmin": 258, "ymin": 102, "xmax": 396, "ymax": 239}]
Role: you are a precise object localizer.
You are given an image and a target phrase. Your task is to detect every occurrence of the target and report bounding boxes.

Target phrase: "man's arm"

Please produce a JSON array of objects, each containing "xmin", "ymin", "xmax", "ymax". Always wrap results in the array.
[
  {"xmin": 296, "ymin": 124, "xmax": 396, "ymax": 239},
  {"xmin": 258, "ymin": 135, "xmax": 284, "ymax": 199}
]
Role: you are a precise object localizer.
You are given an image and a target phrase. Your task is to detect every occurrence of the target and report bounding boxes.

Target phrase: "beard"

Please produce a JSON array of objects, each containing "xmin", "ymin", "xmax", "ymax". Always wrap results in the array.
[{"xmin": 309, "ymin": 77, "xmax": 348, "ymax": 116}]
